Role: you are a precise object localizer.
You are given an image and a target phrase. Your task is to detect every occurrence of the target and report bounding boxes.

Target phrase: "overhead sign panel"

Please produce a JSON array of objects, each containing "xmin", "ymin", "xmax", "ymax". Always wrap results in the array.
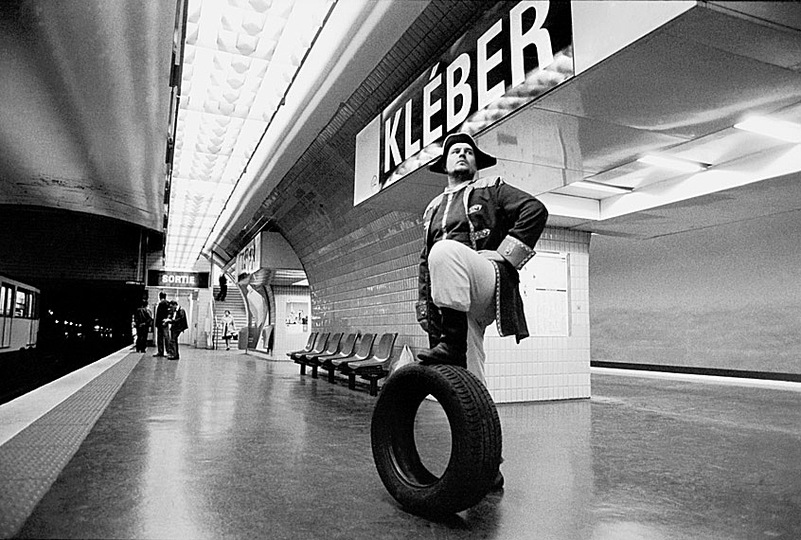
[
  {"xmin": 354, "ymin": 0, "xmax": 574, "ymax": 205},
  {"xmin": 147, "ymin": 271, "xmax": 210, "ymax": 289}
]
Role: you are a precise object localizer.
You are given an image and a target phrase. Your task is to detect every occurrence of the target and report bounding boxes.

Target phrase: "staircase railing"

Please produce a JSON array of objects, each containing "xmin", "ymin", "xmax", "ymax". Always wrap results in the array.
[
  {"xmin": 211, "ymin": 313, "xmax": 219, "ymax": 350},
  {"xmin": 211, "ymin": 281, "xmax": 247, "ymax": 351}
]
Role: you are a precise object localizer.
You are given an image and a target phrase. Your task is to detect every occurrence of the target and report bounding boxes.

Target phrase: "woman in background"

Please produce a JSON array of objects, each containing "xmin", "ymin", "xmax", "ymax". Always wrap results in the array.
[{"xmin": 221, "ymin": 310, "xmax": 236, "ymax": 351}]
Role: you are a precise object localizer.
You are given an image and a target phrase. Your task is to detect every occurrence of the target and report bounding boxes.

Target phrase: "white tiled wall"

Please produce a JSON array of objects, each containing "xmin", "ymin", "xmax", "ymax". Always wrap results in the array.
[{"xmin": 484, "ymin": 228, "xmax": 591, "ymax": 403}]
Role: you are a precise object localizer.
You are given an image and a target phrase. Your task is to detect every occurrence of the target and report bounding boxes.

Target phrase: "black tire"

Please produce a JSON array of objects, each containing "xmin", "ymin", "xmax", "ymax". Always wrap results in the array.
[{"xmin": 371, "ymin": 363, "xmax": 502, "ymax": 515}]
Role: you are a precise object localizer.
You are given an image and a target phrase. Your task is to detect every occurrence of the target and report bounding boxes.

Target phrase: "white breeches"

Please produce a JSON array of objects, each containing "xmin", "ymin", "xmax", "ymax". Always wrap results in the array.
[{"xmin": 428, "ymin": 239, "xmax": 496, "ymax": 384}]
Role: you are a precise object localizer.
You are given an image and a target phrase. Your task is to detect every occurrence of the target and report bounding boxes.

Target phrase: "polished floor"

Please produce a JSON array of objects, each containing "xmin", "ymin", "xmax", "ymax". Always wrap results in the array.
[{"xmin": 4, "ymin": 348, "xmax": 801, "ymax": 539}]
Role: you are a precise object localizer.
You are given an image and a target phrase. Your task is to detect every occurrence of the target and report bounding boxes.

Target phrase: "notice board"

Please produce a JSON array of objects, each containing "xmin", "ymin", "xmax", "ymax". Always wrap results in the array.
[{"xmin": 519, "ymin": 252, "xmax": 569, "ymax": 337}]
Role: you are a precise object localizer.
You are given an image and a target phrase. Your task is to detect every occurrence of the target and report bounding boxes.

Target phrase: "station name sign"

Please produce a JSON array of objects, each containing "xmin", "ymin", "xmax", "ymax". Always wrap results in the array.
[
  {"xmin": 147, "ymin": 270, "xmax": 210, "ymax": 289},
  {"xmin": 353, "ymin": 0, "xmax": 573, "ymax": 205}
]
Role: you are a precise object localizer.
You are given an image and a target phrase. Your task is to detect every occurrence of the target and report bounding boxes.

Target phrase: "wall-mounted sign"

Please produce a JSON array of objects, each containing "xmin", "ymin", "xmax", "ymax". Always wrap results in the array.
[
  {"xmin": 147, "ymin": 270, "xmax": 210, "ymax": 289},
  {"xmin": 354, "ymin": 0, "xmax": 574, "ymax": 205},
  {"xmin": 520, "ymin": 252, "xmax": 569, "ymax": 337}
]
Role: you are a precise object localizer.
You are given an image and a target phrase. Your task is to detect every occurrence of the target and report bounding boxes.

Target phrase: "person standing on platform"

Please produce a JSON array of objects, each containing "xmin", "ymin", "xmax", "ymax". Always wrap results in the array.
[
  {"xmin": 416, "ymin": 132, "xmax": 549, "ymax": 385},
  {"xmin": 166, "ymin": 301, "xmax": 188, "ymax": 360},
  {"xmin": 133, "ymin": 300, "xmax": 153, "ymax": 353},
  {"xmin": 221, "ymin": 310, "xmax": 236, "ymax": 351},
  {"xmin": 153, "ymin": 292, "xmax": 170, "ymax": 357},
  {"xmin": 217, "ymin": 274, "xmax": 228, "ymax": 301},
  {"xmin": 417, "ymin": 133, "xmax": 548, "ymax": 491}
]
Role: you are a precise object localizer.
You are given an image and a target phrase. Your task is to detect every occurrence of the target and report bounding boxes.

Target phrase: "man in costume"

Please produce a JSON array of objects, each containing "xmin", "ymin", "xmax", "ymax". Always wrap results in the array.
[{"xmin": 416, "ymin": 132, "xmax": 549, "ymax": 385}]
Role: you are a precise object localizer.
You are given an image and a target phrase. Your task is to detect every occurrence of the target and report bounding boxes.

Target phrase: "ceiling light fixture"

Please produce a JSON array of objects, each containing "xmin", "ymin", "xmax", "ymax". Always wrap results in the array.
[
  {"xmin": 637, "ymin": 154, "xmax": 708, "ymax": 173},
  {"xmin": 570, "ymin": 180, "xmax": 633, "ymax": 195},
  {"xmin": 734, "ymin": 116, "xmax": 801, "ymax": 144}
]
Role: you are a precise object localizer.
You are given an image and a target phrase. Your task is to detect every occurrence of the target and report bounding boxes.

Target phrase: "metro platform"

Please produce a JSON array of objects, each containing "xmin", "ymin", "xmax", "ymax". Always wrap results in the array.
[{"xmin": 1, "ymin": 348, "xmax": 799, "ymax": 539}]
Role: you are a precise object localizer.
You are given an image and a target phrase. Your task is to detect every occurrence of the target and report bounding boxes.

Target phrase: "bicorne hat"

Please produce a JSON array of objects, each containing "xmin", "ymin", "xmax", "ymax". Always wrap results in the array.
[{"xmin": 428, "ymin": 132, "xmax": 497, "ymax": 174}]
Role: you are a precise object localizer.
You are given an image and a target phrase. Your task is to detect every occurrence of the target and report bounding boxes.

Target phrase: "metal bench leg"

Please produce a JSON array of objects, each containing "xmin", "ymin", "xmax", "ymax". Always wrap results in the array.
[
  {"xmin": 311, "ymin": 365, "xmax": 318, "ymax": 378},
  {"xmin": 348, "ymin": 373, "xmax": 356, "ymax": 390},
  {"xmin": 300, "ymin": 364, "xmax": 306, "ymax": 375}
]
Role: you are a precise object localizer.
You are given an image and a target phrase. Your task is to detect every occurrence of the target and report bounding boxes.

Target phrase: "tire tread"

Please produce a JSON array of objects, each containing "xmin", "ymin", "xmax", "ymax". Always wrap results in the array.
[{"xmin": 371, "ymin": 363, "xmax": 502, "ymax": 515}]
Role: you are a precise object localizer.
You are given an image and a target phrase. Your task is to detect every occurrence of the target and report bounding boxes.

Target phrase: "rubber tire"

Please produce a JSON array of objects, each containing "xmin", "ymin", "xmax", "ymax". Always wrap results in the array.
[{"xmin": 371, "ymin": 363, "xmax": 502, "ymax": 515}]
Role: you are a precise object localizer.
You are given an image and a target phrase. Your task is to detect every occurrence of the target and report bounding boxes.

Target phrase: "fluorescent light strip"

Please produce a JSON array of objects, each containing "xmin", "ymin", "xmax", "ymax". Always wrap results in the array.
[
  {"xmin": 637, "ymin": 154, "xmax": 708, "ymax": 173},
  {"xmin": 734, "ymin": 116, "xmax": 801, "ymax": 144},
  {"xmin": 164, "ymin": 0, "xmax": 334, "ymax": 270},
  {"xmin": 571, "ymin": 181, "xmax": 632, "ymax": 195}
]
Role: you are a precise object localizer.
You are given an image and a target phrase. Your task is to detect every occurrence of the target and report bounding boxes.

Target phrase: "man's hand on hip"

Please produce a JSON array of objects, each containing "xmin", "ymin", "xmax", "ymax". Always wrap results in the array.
[{"xmin": 478, "ymin": 250, "xmax": 505, "ymax": 263}]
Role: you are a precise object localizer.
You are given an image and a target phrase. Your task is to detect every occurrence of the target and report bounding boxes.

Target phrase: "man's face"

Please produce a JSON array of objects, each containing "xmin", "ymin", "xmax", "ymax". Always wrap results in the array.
[{"xmin": 445, "ymin": 142, "xmax": 477, "ymax": 178}]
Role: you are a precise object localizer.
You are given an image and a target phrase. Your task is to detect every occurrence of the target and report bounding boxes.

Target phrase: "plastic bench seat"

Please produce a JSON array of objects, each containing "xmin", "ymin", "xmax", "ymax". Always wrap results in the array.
[
  {"xmin": 288, "ymin": 332, "xmax": 316, "ymax": 359},
  {"xmin": 348, "ymin": 333, "xmax": 398, "ymax": 396},
  {"xmin": 302, "ymin": 332, "xmax": 342, "ymax": 378},
  {"xmin": 330, "ymin": 333, "xmax": 375, "ymax": 388},
  {"xmin": 288, "ymin": 332, "xmax": 317, "ymax": 363},
  {"xmin": 315, "ymin": 333, "xmax": 359, "ymax": 381},
  {"xmin": 294, "ymin": 332, "xmax": 329, "ymax": 375}
]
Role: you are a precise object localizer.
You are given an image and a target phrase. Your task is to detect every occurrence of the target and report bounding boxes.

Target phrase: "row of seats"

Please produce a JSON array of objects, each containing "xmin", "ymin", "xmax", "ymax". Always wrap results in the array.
[{"xmin": 287, "ymin": 331, "xmax": 398, "ymax": 396}]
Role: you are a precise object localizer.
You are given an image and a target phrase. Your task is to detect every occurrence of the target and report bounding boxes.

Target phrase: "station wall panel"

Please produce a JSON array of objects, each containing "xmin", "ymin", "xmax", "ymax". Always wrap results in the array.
[{"xmin": 590, "ymin": 208, "xmax": 801, "ymax": 378}]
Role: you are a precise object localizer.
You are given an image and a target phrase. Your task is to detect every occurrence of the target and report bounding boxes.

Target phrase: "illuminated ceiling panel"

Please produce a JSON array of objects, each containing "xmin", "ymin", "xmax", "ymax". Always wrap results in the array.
[{"xmin": 164, "ymin": 0, "xmax": 335, "ymax": 270}]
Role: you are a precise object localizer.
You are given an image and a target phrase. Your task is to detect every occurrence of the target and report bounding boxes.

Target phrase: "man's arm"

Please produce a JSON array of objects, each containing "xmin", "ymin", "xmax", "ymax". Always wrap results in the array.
[{"xmin": 494, "ymin": 182, "xmax": 549, "ymax": 270}]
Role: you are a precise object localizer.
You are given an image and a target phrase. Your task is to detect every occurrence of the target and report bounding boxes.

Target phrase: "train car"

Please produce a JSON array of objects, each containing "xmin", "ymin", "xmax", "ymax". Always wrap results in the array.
[{"xmin": 0, "ymin": 274, "xmax": 40, "ymax": 357}]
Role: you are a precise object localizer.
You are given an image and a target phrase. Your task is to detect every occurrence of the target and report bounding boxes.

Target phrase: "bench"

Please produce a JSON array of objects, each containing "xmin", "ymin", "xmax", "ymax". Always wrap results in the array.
[{"xmin": 293, "ymin": 330, "xmax": 402, "ymax": 396}]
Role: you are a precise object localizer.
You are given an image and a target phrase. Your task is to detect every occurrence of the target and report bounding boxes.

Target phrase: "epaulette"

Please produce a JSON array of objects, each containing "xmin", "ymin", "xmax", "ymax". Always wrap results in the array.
[{"xmin": 471, "ymin": 175, "xmax": 503, "ymax": 189}]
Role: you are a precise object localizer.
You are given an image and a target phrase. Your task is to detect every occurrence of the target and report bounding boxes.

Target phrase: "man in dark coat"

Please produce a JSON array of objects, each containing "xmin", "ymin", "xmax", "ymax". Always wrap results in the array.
[
  {"xmin": 416, "ymin": 132, "xmax": 548, "ymax": 384},
  {"xmin": 166, "ymin": 301, "xmax": 188, "ymax": 360},
  {"xmin": 133, "ymin": 300, "xmax": 153, "ymax": 353},
  {"xmin": 218, "ymin": 274, "xmax": 227, "ymax": 301},
  {"xmin": 153, "ymin": 292, "xmax": 169, "ymax": 357}
]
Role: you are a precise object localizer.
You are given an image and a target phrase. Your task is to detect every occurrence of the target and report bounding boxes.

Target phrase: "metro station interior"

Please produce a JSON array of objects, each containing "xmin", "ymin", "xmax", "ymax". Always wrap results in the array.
[{"xmin": 1, "ymin": 1, "xmax": 800, "ymax": 538}]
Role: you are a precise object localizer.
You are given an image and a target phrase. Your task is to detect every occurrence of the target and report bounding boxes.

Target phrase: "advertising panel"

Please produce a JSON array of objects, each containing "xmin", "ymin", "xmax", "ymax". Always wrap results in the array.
[
  {"xmin": 354, "ymin": 0, "xmax": 574, "ymax": 205},
  {"xmin": 235, "ymin": 233, "xmax": 262, "ymax": 280}
]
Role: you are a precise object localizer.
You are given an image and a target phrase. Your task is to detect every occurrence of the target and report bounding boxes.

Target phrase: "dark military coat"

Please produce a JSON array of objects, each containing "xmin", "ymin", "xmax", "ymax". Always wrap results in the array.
[{"xmin": 417, "ymin": 176, "xmax": 548, "ymax": 342}]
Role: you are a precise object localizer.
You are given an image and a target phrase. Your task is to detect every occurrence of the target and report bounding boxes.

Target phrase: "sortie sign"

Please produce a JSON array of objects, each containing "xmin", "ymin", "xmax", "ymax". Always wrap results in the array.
[{"xmin": 147, "ymin": 270, "xmax": 210, "ymax": 289}]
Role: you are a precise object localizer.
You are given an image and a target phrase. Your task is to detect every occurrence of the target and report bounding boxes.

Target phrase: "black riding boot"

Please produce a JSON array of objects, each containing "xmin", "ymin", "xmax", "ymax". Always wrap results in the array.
[{"xmin": 418, "ymin": 307, "xmax": 468, "ymax": 368}]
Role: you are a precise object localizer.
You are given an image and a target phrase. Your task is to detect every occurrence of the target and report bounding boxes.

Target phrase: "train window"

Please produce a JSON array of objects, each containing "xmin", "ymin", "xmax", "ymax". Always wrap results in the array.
[
  {"xmin": 1, "ymin": 284, "xmax": 12, "ymax": 317},
  {"xmin": 14, "ymin": 290, "xmax": 25, "ymax": 317},
  {"xmin": 25, "ymin": 290, "xmax": 35, "ymax": 318},
  {"xmin": 15, "ymin": 289, "xmax": 33, "ymax": 318}
]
